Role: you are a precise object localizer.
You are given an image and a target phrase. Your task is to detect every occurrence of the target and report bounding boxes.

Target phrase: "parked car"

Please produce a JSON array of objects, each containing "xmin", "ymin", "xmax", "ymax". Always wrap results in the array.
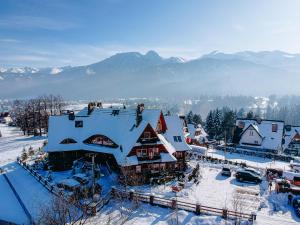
[
  {"xmin": 235, "ymin": 170, "xmax": 262, "ymax": 184},
  {"xmin": 221, "ymin": 167, "xmax": 231, "ymax": 177},
  {"xmin": 293, "ymin": 196, "xmax": 300, "ymax": 217},
  {"xmin": 243, "ymin": 168, "xmax": 261, "ymax": 177}
]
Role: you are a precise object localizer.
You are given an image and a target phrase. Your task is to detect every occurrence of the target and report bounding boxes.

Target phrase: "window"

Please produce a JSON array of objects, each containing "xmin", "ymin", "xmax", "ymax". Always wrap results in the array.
[
  {"xmin": 137, "ymin": 148, "xmax": 147, "ymax": 157},
  {"xmin": 249, "ymin": 131, "xmax": 254, "ymax": 136},
  {"xmin": 144, "ymin": 131, "xmax": 151, "ymax": 139},
  {"xmin": 60, "ymin": 138, "xmax": 77, "ymax": 144},
  {"xmin": 148, "ymin": 149, "xmax": 154, "ymax": 159},
  {"xmin": 254, "ymin": 140, "xmax": 258, "ymax": 144},
  {"xmin": 272, "ymin": 124, "xmax": 278, "ymax": 132},
  {"xmin": 136, "ymin": 165, "xmax": 141, "ymax": 173},
  {"xmin": 173, "ymin": 136, "xmax": 182, "ymax": 142},
  {"xmin": 153, "ymin": 148, "xmax": 159, "ymax": 155},
  {"xmin": 75, "ymin": 120, "xmax": 83, "ymax": 128},
  {"xmin": 83, "ymin": 135, "xmax": 118, "ymax": 148}
]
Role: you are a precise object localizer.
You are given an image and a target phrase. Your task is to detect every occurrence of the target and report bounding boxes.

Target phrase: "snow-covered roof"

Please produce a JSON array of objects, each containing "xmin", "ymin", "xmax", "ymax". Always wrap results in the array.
[
  {"xmin": 283, "ymin": 126, "xmax": 300, "ymax": 149},
  {"xmin": 187, "ymin": 123, "xmax": 208, "ymax": 142},
  {"xmin": 57, "ymin": 178, "xmax": 80, "ymax": 187},
  {"xmin": 163, "ymin": 115, "xmax": 191, "ymax": 151},
  {"xmin": 45, "ymin": 107, "xmax": 185, "ymax": 166},
  {"xmin": 236, "ymin": 119, "xmax": 284, "ymax": 151}
]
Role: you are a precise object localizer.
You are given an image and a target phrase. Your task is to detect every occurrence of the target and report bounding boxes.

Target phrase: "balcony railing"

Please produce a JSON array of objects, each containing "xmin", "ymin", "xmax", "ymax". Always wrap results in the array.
[
  {"xmin": 137, "ymin": 155, "xmax": 161, "ymax": 161},
  {"xmin": 138, "ymin": 137, "xmax": 159, "ymax": 144}
]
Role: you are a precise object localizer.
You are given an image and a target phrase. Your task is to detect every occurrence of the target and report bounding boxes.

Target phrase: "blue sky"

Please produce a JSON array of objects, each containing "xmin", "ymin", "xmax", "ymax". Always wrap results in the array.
[{"xmin": 1, "ymin": 0, "xmax": 300, "ymax": 67}]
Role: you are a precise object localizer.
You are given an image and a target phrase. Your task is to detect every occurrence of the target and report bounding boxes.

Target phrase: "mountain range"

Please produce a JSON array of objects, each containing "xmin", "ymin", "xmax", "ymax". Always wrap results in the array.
[{"xmin": 1, "ymin": 50, "xmax": 300, "ymax": 99}]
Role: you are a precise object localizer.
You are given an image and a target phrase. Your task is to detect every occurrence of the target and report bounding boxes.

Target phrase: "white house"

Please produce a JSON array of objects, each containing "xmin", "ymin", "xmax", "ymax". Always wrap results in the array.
[
  {"xmin": 186, "ymin": 123, "xmax": 209, "ymax": 145},
  {"xmin": 236, "ymin": 118, "xmax": 284, "ymax": 152},
  {"xmin": 283, "ymin": 125, "xmax": 300, "ymax": 156}
]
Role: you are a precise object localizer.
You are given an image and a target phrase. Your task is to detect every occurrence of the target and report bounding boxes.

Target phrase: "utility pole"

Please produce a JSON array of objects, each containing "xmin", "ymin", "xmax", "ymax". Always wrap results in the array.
[{"xmin": 92, "ymin": 153, "xmax": 95, "ymax": 197}]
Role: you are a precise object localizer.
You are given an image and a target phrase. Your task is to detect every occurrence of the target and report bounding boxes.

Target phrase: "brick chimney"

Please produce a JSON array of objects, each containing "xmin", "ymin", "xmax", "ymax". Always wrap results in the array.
[{"xmin": 136, "ymin": 103, "xmax": 144, "ymax": 127}]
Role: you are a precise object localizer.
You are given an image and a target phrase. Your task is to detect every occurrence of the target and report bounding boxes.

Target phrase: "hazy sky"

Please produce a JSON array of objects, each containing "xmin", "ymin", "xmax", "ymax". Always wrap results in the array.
[{"xmin": 1, "ymin": 0, "xmax": 300, "ymax": 67}]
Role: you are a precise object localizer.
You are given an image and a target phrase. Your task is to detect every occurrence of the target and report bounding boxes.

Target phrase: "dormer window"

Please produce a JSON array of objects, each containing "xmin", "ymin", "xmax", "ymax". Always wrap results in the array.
[
  {"xmin": 83, "ymin": 134, "xmax": 118, "ymax": 148},
  {"xmin": 60, "ymin": 138, "xmax": 77, "ymax": 144}
]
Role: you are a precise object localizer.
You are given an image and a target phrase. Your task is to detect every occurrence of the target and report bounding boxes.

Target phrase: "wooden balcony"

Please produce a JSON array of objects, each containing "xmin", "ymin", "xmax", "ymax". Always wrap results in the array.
[
  {"xmin": 137, "ymin": 155, "xmax": 161, "ymax": 161},
  {"xmin": 138, "ymin": 137, "xmax": 159, "ymax": 144}
]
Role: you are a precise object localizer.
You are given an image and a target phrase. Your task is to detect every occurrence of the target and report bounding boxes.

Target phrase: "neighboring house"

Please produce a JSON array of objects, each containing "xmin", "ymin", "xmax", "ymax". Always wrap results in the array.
[
  {"xmin": 186, "ymin": 123, "xmax": 209, "ymax": 146},
  {"xmin": 283, "ymin": 125, "xmax": 300, "ymax": 156},
  {"xmin": 44, "ymin": 103, "xmax": 190, "ymax": 185},
  {"xmin": 0, "ymin": 112, "xmax": 12, "ymax": 124},
  {"xmin": 235, "ymin": 118, "xmax": 284, "ymax": 153}
]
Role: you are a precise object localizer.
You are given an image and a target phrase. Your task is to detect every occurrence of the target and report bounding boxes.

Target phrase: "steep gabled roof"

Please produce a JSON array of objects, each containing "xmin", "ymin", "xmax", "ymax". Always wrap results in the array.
[
  {"xmin": 163, "ymin": 115, "xmax": 191, "ymax": 151},
  {"xmin": 240, "ymin": 124, "xmax": 263, "ymax": 138},
  {"xmin": 236, "ymin": 119, "xmax": 284, "ymax": 150},
  {"xmin": 45, "ymin": 107, "xmax": 182, "ymax": 166}
]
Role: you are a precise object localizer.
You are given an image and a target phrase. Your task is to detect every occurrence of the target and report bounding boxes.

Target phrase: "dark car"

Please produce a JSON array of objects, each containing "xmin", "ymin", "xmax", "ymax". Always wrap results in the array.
[
  {"xmin": 221, "ymin": 167, "xmax": 231, "ymax": 177},
  {"xmin": 293, "ymin": 197, "xmax": 300, "ymax": 217},
  {"xmin": 235, "ymin": 170, "xmax": 262, "ymax": 184}
]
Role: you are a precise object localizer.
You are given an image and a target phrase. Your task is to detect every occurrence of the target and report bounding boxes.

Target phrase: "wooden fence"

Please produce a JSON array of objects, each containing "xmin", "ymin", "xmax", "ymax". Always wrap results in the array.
[
  {"xmin": 111, "ymin": 188, "xmax": 257, "ymax": 222},
  {"xmin": 16, "ymin": 158, "xmax": 108, "ymax": 215},
  {"xmin": 17, "ymin": 159, "xmax": 256, "ymax": 222}
]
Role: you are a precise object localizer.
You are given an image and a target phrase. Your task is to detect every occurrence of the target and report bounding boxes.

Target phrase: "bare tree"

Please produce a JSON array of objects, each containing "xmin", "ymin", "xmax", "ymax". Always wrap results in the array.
[
  {"xmin": 37, "ymin": 196, "xmax": 89, "ymax": 225},
  {"xmin": 231, "ymin": 189, "xmax": 246, "ymax": 225},
  {"xmin": 11, "ymin": 95, "xmax": 65, "ymax": 136}
]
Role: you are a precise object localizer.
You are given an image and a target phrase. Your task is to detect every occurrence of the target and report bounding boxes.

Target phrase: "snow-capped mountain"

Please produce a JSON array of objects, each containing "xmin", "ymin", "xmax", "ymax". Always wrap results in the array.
[{"xmin": 1, "ymin": 50, "xmax": 300, "ymax": 99}]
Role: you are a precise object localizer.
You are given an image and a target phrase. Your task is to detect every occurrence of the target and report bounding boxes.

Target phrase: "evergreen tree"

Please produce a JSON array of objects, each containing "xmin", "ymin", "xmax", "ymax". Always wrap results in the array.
[
  {"xmin": 237, "ymin": 108, "xmax": 245, "ymax": 118},
  {"xmin": 186, "ymin": 111, "xmax": 194, "ymax": 124},
  {"xmin": 246, "ymin": 111, "xmax": 254, "ymax": 119},
  {"xmin": 213, "ymin": 108, "xmax": 222, "ymax": 139},
  {"xmin": 192, "ymin": 114, "xmax": 203, "ymax": 125},
  {"xmin": 205, "ymin": 110, "xmax": 215, "ymax": 138}
]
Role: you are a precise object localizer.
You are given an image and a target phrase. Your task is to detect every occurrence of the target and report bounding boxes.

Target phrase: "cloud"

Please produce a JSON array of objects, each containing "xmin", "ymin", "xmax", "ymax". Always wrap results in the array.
[
  {"xmin": 0, "ymin": 16, "xmax": 77, "ymax": 30},
  {"xmin": 0, "ymin": 38, "xmax": 21, "ymax": 43}
]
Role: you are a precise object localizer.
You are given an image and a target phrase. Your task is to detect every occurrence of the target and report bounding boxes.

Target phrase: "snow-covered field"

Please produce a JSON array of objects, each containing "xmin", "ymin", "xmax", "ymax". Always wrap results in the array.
[
  {"xmin": 0, "ymin": 124, "xmax": 50, "ymax": 224},
  {"xmin": 0, "ymin": 123, "xmax": 299, "ymax": 224},
  {"xmin": 0, "ymin": 123, "xmax": 46, "ymax": 167}
]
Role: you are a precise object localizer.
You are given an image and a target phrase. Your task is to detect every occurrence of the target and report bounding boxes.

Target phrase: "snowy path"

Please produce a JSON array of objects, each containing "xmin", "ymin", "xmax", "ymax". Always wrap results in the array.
[
  {"xmin": 3, "ymin": 162, "xmax": 53, "ymax": 220},
  {"xmin": 0, "ymin": 174, "xmax": 29, "ymax": 224}
]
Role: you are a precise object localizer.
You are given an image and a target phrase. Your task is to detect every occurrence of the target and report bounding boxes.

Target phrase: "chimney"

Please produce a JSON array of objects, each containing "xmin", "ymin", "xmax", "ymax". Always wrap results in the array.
[
  {"xmin": 136, "ymin": 104, "xmax": 143, "ymax": 127},
  {"xmin": 87, "ymin": 102, "xmax": 95, "ymax": 115},
  {"xmin": 97, "ymin": 102, "xmax": 103, "ymax": 108}
]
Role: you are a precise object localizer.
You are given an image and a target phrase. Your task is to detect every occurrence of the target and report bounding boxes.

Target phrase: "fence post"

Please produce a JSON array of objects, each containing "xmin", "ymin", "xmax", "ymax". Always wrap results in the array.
[
  {"xmin": 195, "ymin": 202, "xmax": 201, "ymax": 215},
  {"xmin": 150, "ymin": 194, "xmax": 154, "ymax": 206},
  {"xmin": 171, "ymin": 197, "xmax": 177, "ymax": 209},
  {"xmin": 251, "ymin": 212, "xmax": 256, "ymax": 222},
  {"xmin": 129, "ymin": 189, "xmax": 134, "ymax": 201},
  {"xmin": 222, "ymin": 209, "xmax": 228, "ymax": 219}
]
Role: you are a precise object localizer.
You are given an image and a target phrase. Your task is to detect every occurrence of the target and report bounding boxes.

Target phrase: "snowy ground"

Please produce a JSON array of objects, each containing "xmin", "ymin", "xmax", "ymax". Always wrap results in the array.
[
  {"xmin": 0, "ymin": 123, "xmax": 46, "ymax": 167},
  {"xmin": 0, "ymin": 124, "xmax": 51, "ymax": 224},
  {"xmin": 87, "ymin": 200, "xmax": 245, "ymax": 225},
  {"xmin": 0, "ymin": 123, "xmax": 299, "ymax": 224}
]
